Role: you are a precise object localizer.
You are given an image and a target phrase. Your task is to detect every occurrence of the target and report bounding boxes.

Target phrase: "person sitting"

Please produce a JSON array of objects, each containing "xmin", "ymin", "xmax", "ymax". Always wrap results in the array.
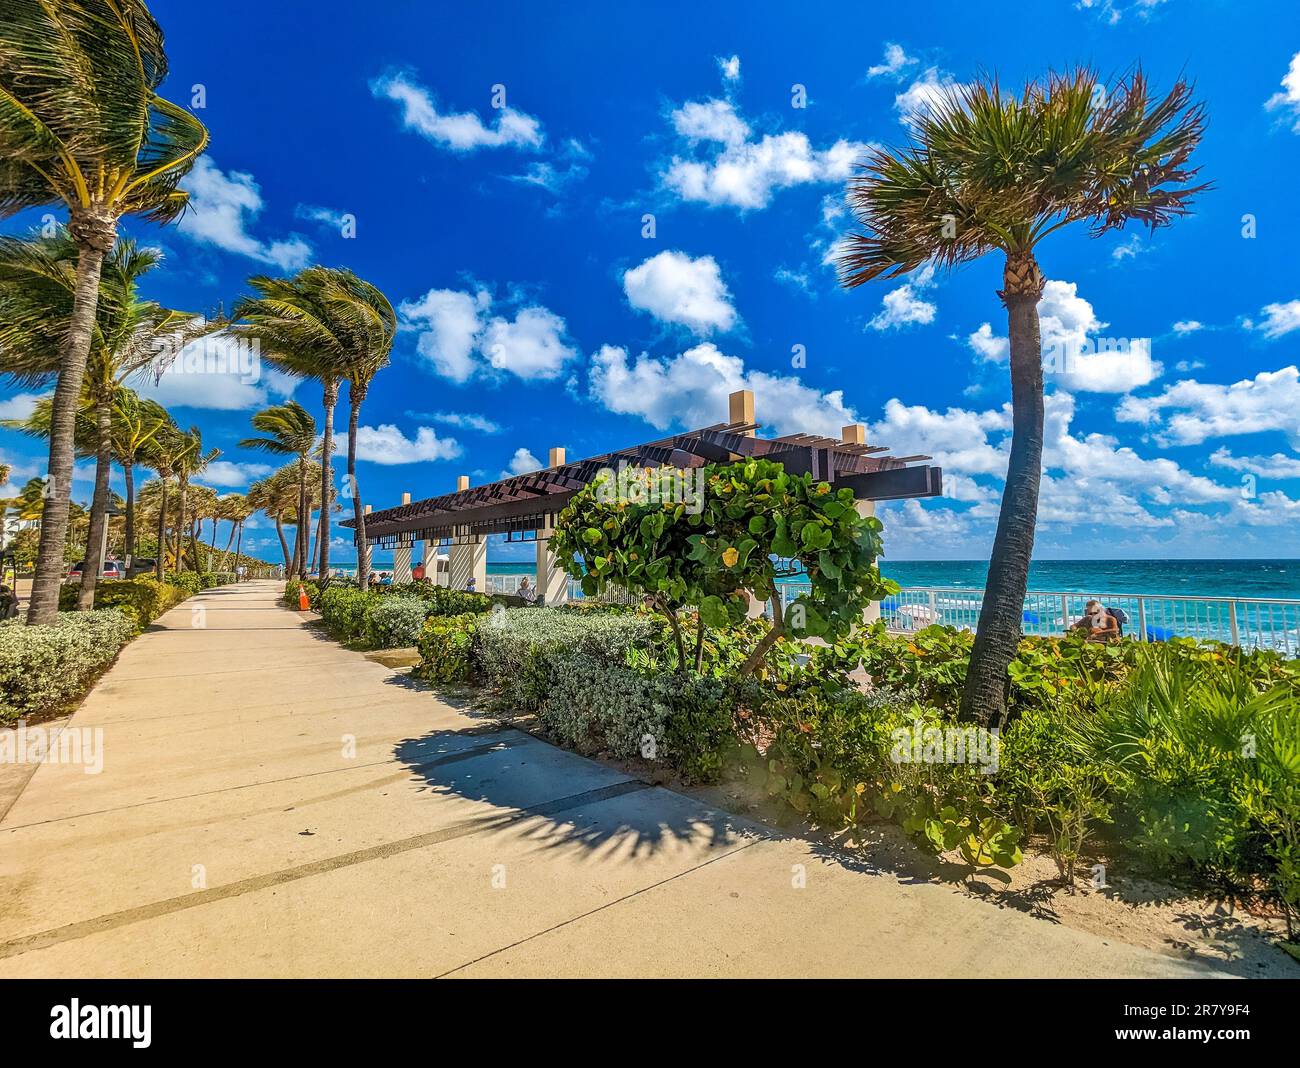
[
  {"xmin": 1071, "ymin": 599, "xmax": 1119, "ymax": 641},
  {"xmin": 517, "ymin": 576, "xmax": 540, "ymax": 605}
]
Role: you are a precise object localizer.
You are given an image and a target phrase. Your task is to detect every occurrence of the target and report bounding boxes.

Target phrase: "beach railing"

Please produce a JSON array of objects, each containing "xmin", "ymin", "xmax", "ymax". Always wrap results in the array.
[
  {"xmin": 486, "ymin": 573, "xmax": 638, "ymax": 605},
  {"xmin": 774, "ymin": 583, "xmax": 1300, "ymax": 654}
]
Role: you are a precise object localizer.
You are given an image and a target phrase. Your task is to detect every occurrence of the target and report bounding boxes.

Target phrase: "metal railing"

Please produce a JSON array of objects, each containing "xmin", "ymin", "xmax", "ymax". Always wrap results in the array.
[
  {"xmin": 485, "ymin": 572, "xmax": 637, "ymax": 605},
  {"xmin": 774, "ymin": 583, "xmax": 1300, "ymax": 654}
]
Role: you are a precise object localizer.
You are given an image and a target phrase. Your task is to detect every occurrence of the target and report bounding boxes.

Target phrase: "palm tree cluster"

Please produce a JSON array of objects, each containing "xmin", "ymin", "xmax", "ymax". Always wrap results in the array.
[{"xmin": 0, "ymin": 1, "xmax": 395, "ymax": 618}]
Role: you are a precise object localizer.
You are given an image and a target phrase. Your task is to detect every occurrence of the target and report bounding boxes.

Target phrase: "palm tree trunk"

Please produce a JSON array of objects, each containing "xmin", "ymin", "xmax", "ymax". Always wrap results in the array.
[
  {"xmin": 296, "ymin": 458, "xmax": 308, "ymax": 580},
  {"xmin": 274, "ymin": 513, "xmax": 290, "ymax": 568},
  {"xmin": 124, "ymin": 461, "xmax": 136, "ymax": 561},
  {"xmin": 960, "ymin": 252, "xmax": 1046, "ymax": 729},
  {"xmin": 78, "ymin": 395, "xmax": 115, "ymax": 610},
  {"xmin": 348, "ymin": 383, "xmax": 369, "ymax": 589},
  {"xmin": 233, "ymin": 521, "xmax": 244, "ymax": 577},
  {"xmin": 175, "ymin": 479, "xmax": 188, "ymax": 572},
  {"xmin": 156, "ymin": 478, "xmax": 168, "ymax": 581},
  {"xmin": 318, "ymin": 379, "xmax": 338, "ymax": 578},
  {"xmin": 27, "ymin": 229, "xmax": 114, "ymax": 624}
]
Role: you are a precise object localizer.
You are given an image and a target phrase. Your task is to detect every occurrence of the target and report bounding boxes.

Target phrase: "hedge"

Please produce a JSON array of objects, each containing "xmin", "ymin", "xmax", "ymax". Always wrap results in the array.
[
  {"xmin": 58, "ymin": 576, "xmax": 192, "ymax": 632},
  {"xmin": 0, "ymin": 609, "xmax": 138, "ymax": 722}
]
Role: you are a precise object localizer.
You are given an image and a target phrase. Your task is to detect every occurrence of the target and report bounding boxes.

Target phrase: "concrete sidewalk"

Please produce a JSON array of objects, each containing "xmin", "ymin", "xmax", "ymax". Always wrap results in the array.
[{"xmin": 0, "ymin": 581, "xmax": 1222, "ymax": 978}]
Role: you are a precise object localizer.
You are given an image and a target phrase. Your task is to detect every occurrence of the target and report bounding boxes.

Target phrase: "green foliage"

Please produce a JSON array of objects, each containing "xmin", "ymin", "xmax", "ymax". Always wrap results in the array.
[
  {"xmin": 0, "ymin": 609, "xmax": 137, "ymax": 722},
  {"xmin": 169, "ymin": 571, "xmax": 202, "ymax": 595},
  {"xmin": 58, "ymin": 576, "xmax": 191, "ymax": 631},
  {"xmin": 283, "ymin": 579, "xmax": 319, "ymax": 609},
  {"xmin": 394, "ymin": 581, "xmax": 494, "ymax": 617},
  {"xmin": 413, "ymin": 613, "xmax": 480, "ymax": 683},
  {"xmin": 360, "ymin": 594, "xmax": 427, "ymax": 649},
  {"xmin": 317, "ymin": 586, "xmax": 371, "ymax": 641},
  {"xmin": 551, "ymin": 458, "xmax": 896, "ymax": 675}
]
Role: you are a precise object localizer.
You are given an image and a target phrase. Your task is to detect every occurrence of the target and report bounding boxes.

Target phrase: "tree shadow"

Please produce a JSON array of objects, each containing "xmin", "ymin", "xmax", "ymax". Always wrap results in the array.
[{"xmin": 392, "ymin": 722, "xmax": 767, "ymax": 864}]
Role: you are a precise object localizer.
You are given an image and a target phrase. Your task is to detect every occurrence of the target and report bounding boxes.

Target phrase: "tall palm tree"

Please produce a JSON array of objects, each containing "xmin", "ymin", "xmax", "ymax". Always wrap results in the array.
[
  {"xmin": 110, "ymin": 391, "xmax": 171, "ymax": 561},
  {"xmin": 0, "ymin": 0, "xmax": 209, "ymax": 623},
  {"xmin": 336, "ymin": 274, "xmax": 396, "ymax": 590},
  {"xmin": 172, "ymin": 428, "xmax": 218, "ymax": 572},
  {"xmin": 233, "ymin": 268, "xmax": 394, "ymax": 582},
  {"xmin": 140, "ymin": 421, "xmax": 186, "ymax": 580},
  {"xmin": 0, "ymin": 232, "xmax": 215, "ymax": 606},
  {"xmin": 240, "ymin": 401, "xmax": 317, "ymax": 579},
  {"xmin": 837, "ymin": 69, "xmax": 1206, "ymax": 726}
]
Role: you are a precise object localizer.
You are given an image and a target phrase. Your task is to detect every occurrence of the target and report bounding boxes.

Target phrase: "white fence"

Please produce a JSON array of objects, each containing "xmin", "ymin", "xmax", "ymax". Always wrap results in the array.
[
  {"xmin": 489, "ymin": 573, "xmax": 1300, "ymax": 652},
  {"xmin": 485, "ymin": 573, "xmax": 636, "ymax": 605},
  {"xmin": 775, "ymin": 583, "xmax": 1300, "ymax": 654}
]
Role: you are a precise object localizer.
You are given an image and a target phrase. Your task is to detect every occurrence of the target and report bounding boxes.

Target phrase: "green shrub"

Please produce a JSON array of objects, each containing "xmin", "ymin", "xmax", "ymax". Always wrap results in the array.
[
  {"xmin": 199, "ymin": 572, "xmax": 236, "ymax": 589},
  {"xmin": 394, "ymin": 581, "xmax": 493, "ymax": 617},
  {"xmin": 0, "ymin": 609, "xmax": 138, "ymax": 722},
  {"xmin": 361, "ymin": 594, "xmax": 428, "ymax": 649},
  {"xmin": 284, "ymin": 579, "xmax": 320, "ymax": 609},
  {"xmin": 475, "ymin": 608, "xmax": 655, "ymax": 712},
  {"xmin": 170, "ymin": 571, "xmax": 203, "ymax": 595},
  {"xmin": 317, "ymin": 586, "xmax": 373, "ymax": 641},
  {"xmin": 414, "ymin": 613, "xmax": 481, "ymax": 682},
  {"xmin": 58, "ymin": 577, "xmax": 188, "ymax": 630}
]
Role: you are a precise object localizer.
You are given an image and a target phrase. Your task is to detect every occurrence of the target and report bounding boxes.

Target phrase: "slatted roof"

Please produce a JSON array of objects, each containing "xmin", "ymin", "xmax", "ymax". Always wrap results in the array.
[{"xmin": 343, "ymin": 421, "xmax": 942, "ymax": 547}]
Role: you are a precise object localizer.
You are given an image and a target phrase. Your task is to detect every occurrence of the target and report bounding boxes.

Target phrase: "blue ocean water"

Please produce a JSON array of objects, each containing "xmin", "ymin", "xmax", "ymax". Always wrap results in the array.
[{"xmin": 485, "ymin": 558, "xmax": 1300, "ymax": 599}]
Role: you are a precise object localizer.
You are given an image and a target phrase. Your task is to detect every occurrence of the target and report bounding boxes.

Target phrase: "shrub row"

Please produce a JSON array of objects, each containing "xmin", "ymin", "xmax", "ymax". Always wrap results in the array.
[
  {"xmin": 0, "ymin": 609, "xmax": 139, "ymax": 722},
  {"xmin": 297, "ymin": 580, "xmax": 500, "ymax": 650}
]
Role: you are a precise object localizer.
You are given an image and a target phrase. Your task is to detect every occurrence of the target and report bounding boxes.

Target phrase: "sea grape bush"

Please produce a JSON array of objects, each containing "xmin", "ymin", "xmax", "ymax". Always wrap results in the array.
[{"xmin": 550, "ymin": 459, "xmax": 897, "ymax": 676}]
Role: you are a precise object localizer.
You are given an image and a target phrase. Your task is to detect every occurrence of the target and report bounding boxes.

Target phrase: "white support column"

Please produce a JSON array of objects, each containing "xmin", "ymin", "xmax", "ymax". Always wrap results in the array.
[
  {"xmin": 392, "ymin": 492, "xmax": 413, "ymax": 584},
  {"xmin": 844, "ymin": 423, "xmax": 881, "ymax": 626},
  {"xmin": 361, "ymin": 504, "xmax": 373, "ymax": 579},
  {"xmin": 535, "ymin": 527, "xmax": 568, "ymax": 605},
  {"xmin": 449, "ymin": 533, "xmax": 487, "ymax": 592}
]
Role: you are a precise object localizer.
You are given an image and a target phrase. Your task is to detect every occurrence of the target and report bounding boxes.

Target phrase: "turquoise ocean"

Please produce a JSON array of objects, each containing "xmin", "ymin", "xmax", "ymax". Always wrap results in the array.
[{"xmin": 480, "ymin": 558, "xmax": 1300, "ymax": 599}]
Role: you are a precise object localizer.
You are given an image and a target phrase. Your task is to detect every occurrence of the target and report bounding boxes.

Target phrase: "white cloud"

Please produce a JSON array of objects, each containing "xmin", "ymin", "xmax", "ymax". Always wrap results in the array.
[
  {"xmin": 177, "ymin": 158, "xmax": 312, "ymax": 269},
  {"xmin": 335, "ymin": 424, "xmax": 462, "ymax": 465},
  {"xmin": 505, "ymin": 447, "xmax": 541, "ymax": 476},
  {"xmin": 1116, "ymin": 366, "xmax": 1300, "ymax": 448},
  {"xmin": 400, "ymin": 287, "xmax": 577, "ymax": 384},
  {"xmin": 1248, "ymin": 300, "xmax": 1300, "ymax": 339},
  {"xmin": 622, "ymin": 250, "xmax": 737, "ymax": 335},
  {"xmin": 203, "ymin": 461, "xmax": 273, "ymax": 487},
  {"xmin": 0, "ymin": 391, "xmax": 44, "ymax": 421},
  {"xmin": 130, "ymin": 335, "xmax": 299, "ymax": 410},
  {"xmin": 371, "ymin": 72, "xmax": 543, "ymax": 151},
  {"xmin": 409, "ymin": 411, "xmax": 502, "ymax": 434},
  {"xmin": 1110, "ymin": 234, "xmax": 1145, "ymax": 261},
  {"xmin": 867, "ymin": 43, "xmax": 917, "ymax": 80},
  {"xmin": 895, "ymin": 68, "xmax": 965, "ymax": 123},
  {"xmin": 400, "ymin": 288, "xmax": 490, "ymax": 383},
  {"xmin": 1265, "ymin": 51, "xmax": 1300, "ymax": 132},
  {"xmin": 1172, "ymin": 320, "xmax": 1203, "ymax": 334},
  {"xmin": 588, "ymin": 342, "xmax": 856, "ymax": 437},
  {"xmin": 868, "ymin": 265, "xmax": 937, "ymax": 330},
  {"xmin": 717, "ymin": 54, "xmax": 741, "ymax": 83},
  {"xmin": 671, "ymin": 99, "xmax": 750, "ymax": 147},
  {"xmin": 1209, "ymin": 448, "xmax": 1300, "ymax": 480},
  {"xmin": 968, "ymin": 280, "xmax": 1162, "ymax": 393},
  {"xmin": 480, "ymin": 306, "xmax": 576, "ymax": 380},
  {"xmin": 662, "ymin": 98, "xmax": 870, "ymax": 210},
  {"xmin": 774, "ymin": 266, "xmax": 812, "ymax": 293}
]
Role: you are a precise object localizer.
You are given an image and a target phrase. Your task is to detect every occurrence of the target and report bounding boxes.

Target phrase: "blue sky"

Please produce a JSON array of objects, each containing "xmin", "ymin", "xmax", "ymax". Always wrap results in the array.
[{"xmin": 2, "ymin": 0, "xmax": 1299, "ymax": 565}]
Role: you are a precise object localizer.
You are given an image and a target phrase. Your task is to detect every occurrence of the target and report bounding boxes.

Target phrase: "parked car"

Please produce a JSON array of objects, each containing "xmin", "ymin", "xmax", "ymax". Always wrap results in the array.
[
  {"xmin": 68, "ymin": 560, "xmax": 126, "ymax": 580},
  {"xmin": 127, "ymin": 558, "xmax": 157, "ymax": 579}
]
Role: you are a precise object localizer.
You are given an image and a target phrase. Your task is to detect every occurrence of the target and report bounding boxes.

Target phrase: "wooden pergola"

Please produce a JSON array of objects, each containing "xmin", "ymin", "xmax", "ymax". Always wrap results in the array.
[{"xmin": 343, "ymin": 393, "xmax": 942, "ymax": 550}]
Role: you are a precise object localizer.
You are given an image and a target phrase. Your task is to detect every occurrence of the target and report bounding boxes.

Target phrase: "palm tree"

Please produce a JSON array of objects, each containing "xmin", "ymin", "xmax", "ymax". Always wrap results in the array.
[
  {"xmin": 837, "ymin": 69, "xmax": 1206, "ymax": 726},
  {"xmin": 336, "ymin": 274, "xmax": 396, "ymax": 589},
  {"xmin": 233, "ymin": 268, "xmax": 394, "ymax": 582},
  {"xmin": 215, "ymin": 493, "xmax": 253, "ymax": 571},
  {"xmin": 0, "ymin": 0, "xmax": 209, "ymax": 623},
  {"xmin": 110, "ymin": 391, "xmax": 172, "ymax": 561},
  {"xmin": 172, "ymin": 428, "xmax": 218, "ymax": 572},
  {"xmin": 0, "ymin": 233, "xmax": 215, "ymax": 606},
  {"xmin": 140, "ymin": 421, "xmax": 186, "ymax": 580},
  {"xmin": 240, "ymin": 402, "xmax": 317, "ymax": 579}
]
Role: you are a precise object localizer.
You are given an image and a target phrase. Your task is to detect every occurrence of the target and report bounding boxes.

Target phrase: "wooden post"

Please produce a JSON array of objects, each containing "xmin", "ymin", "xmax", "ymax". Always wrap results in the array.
[
  {"xmin": 549, "ymin": 446, "xmax": 566, "ymax": 468},
  {"xmin": 728, "ymin": 389, "xmax": 755, "ymax": 435},
  {"xmin": 841, "ymin": 424, "xmax": 866, "ymax": 445},
  {"xmin": 457, "ymin": 475, "xmax": 470, "ymax": 492}
]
